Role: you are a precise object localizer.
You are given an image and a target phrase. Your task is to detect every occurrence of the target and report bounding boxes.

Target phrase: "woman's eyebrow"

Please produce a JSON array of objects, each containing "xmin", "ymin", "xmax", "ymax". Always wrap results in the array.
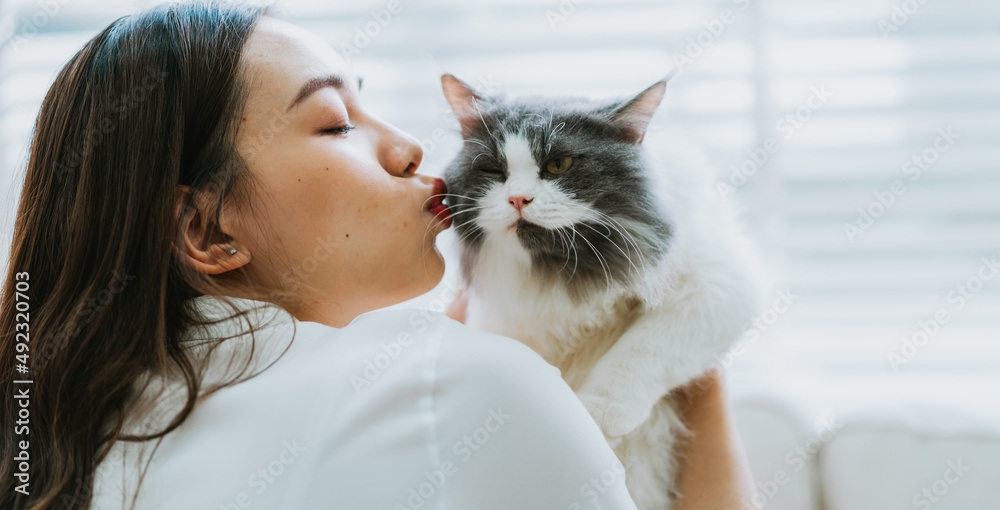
[{"xmin": 286, "ymin": 73, "xmax": 362, "ymax": 113}]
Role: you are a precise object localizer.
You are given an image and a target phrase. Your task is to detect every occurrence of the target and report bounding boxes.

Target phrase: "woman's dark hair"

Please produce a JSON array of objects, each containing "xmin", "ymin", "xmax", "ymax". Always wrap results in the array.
[{"xmin": 0, "ymin": 2, "xmax": 300, "ymax": 508}]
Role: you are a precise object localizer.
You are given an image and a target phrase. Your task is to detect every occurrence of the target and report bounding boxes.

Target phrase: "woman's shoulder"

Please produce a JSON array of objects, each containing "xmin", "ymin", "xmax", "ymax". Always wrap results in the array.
[
  {"xmin": 283, "ymin": 306, "xmax": 561, "ymax": 400},
  {"xmin": 96, "ymin": 303, "xmax": 636, "ymax": 509},
  {"xmin": 329, "ymin": 308, "xmax": 637, "ymax": 509},
  {"xmin": 190, "ymin": 304, "xmax": 560, "ymax": 421}
]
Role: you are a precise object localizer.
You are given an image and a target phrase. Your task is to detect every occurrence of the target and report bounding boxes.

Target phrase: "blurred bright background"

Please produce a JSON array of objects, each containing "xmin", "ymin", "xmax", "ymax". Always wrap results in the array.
[{"xmin": 1, "ymin": 0, "xmax": 998, "ymax": 509}]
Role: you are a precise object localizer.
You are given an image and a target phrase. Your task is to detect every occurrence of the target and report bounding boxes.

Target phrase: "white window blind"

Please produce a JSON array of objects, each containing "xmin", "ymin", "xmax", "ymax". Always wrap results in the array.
[
  {"xmin": 1, "ymin": 0, "xmax": 997, "ymax": 369},
  {"xmin": 757, "ymin": 0, "xmax": 1000, "ymax": 369}
]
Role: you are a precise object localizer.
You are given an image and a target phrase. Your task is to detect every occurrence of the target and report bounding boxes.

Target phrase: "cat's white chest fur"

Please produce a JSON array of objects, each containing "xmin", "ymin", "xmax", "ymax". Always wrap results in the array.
[{"xmin": 465, "ymin": 233, "xmax": 637, "ymax": 374}]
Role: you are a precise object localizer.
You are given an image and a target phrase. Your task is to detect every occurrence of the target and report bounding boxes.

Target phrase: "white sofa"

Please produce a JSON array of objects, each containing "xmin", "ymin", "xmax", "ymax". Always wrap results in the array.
[{"xmin": 729, "ymin": 368, "xmax": 1000, "ymax": 510}]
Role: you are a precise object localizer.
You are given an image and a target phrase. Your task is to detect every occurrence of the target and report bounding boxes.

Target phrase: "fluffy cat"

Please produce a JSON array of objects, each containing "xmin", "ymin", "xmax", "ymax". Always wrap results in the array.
[{"xmin": 438, "ymin": 73, "xmax": 762, "ymax": 510}]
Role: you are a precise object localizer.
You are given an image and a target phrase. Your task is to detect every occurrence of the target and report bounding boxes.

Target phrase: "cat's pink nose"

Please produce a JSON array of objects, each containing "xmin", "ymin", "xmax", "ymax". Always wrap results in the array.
[{"xmin": 508, "ymin": 196, "xmax": 533, "ymax": 213}]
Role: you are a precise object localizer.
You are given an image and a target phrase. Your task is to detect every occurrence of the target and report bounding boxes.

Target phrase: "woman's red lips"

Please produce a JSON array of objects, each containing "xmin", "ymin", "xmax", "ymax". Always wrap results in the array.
[{"xmin": 428, "ymin": 178, "xmax": 452, "ymax": 227}]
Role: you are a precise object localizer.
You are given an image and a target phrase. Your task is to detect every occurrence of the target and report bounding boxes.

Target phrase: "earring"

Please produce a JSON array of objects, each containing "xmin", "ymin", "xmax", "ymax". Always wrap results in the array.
[{"xmin": 229, "ymin": 247, "xmax": 237, "ymax": 255}]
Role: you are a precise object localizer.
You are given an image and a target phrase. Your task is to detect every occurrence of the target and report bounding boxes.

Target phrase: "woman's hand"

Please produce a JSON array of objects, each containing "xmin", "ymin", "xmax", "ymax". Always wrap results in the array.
[
  {"xmin": 673, "ymin": 368, "xmax": 756, "ymax": 510},
  {"xmin": 446, "ymin": 288, "xmax": 468, "ymax": 324}
]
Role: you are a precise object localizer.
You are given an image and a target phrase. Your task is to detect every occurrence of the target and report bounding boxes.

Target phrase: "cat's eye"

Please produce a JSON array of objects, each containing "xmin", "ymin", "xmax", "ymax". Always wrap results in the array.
[{"xmin": 545, "ymin": 156, "xmax": 573, "ymax": 174}]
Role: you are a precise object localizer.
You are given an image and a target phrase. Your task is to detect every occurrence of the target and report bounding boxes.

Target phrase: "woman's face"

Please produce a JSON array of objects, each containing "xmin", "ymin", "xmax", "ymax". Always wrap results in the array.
[{"xmin": 229, "ymin": 17, "xmax": 450, "ymax": 326}]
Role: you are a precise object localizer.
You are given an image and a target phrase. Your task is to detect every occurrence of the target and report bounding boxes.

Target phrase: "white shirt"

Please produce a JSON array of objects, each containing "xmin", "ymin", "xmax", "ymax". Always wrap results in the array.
[{"xmin": 91, "ymin": 295, "xmax": 638, "ymax": 510}]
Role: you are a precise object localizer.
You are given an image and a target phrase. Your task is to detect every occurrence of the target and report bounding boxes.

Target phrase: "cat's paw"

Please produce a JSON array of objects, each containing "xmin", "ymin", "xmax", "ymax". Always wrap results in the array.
[{"xmin": 578, "ymin": 392, "xmax": 648, "ymax": 438}]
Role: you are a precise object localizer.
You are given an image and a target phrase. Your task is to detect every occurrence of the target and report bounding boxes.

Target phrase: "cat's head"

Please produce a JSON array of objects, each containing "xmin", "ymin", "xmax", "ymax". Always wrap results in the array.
[{"xmin": 440, "ymin": 74, "xmax": 673, "ymax": 296}]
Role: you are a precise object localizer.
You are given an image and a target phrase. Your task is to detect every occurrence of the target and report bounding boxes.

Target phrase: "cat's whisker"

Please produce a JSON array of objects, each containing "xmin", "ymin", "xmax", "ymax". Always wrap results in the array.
[
  {"xmin": 437, "ymin": 193, "xmax": 482, "ymax": 201},
  {"xmin": 561, "ymin": 227, "xmax": 581, "ymax": 282},
  {"xmin": 420, "ymin": 205, "xmax": 487, "ymax": 240},
  {"xmin": 593, "ymin": 217, "xmax": 644, "ymax": 272},
  {"xmin": 421, "ymin": 218, "xmax": 450, "ymax": 239},
  {"xmin": 557, "ymin": 227, "xmax": 573, "ymax": 259},
  {"xmin": 546, "ymin": 214, "xmax": 583, "ymax": 279},
  {"xmin": 574, "ymin": 226, "xmax": 613, "ymax": 290},
  {"xmin": 578, "ymin": 220, "xmax": 642, "ymax": 278},
  {"xmin": 419, "ymin": 199, "xmax": 489, "ymax": 228},
  {"xmin": 546, "ymin": 121, "xmax": 566, "ymax": 153},
  {"xmin": 583, "ymin": 233, "xmax": 617, "ymax": 295},
  {"xmin": 542, "ymin": 106, "xmax": 555, "ymax": 156},
  {"xmin": 550, "ymin": 121, "xmax": 565, "ymax": 139},
  {"xmin": 452, "ymin": 222, "xmax": 482, "ymax": 240},
  {"xmin": 585, "ymin": 216, "xmax": 614, "ymax": 238},
  {"xmin": 421, "ymin": 192, "xmax": 482, "ymax": 210},
  {"xmin": 592, "ymin": 210, "xmax": 644, "ymax": 255},
  {"xmin": 439, "ymin": 207, "xmax": 487, "ymax": 222},
  {"xmin": 447, "ymin": 201, "xmax": 488, "ymax": 212},
  {"xmin": 448, "ymin": 208, "xmax": 485, "ymax": 229},
  {"xmin": 453, "ymin": 220, "xmax": 485, "ymax": 244},
  {"xmin": 454, "ymin": 218, "xmax": 484, "ymax": 234},
  {"xmin": 576, "ymin": 212, "xmax": 632, "ymax": 253},
  {"xmin": 583, "ymin": 209, "xmax": 649, "ymax": 272},
  {"xmin": 424, "ymin": 200, "xmax": 485, "ymax": 224},
  {"xmin": 421, "ymin": 203, "xmax": 480, "ymax": 241},
  {"xmin": 567, "ymin": 225, "xmax": 581, "ymax": 282},
  {"xmin": 438, "ymin": 208, "xmax": 488, "ymax": 227},
  {"xmin": 471, "ymin": 98, "xmax": 500, "ymax": 145},
  {"xmin": 548, "ymin": 213, "xmax": 587, "ymax": 281},
  {"xmin": 569, "ymin": 229, "xmax": 581, "ymax": 282},
  {"xmin": 551, "ymin": 227, "xmax": 574, "ymax": 275},
  {"xmin": 464, "ymin": 138, "xmax": 490, "ymax": 151}
]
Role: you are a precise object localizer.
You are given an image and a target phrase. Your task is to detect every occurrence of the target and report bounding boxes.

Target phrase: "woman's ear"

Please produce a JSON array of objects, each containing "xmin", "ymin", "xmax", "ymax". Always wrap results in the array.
[
  {"xmin": 441, "ymin": 73, "xmax": 488, "ymax": 138},
  {"xmin": 173, "ymin": 185, "xmax": 252, "ymax": 275}
]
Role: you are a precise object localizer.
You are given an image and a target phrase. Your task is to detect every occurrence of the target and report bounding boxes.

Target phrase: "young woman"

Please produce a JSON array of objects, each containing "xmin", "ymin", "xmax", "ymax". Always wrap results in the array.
[{"xmin": 0, "ymin": 2, "xmax": 754, "ymax": 509}]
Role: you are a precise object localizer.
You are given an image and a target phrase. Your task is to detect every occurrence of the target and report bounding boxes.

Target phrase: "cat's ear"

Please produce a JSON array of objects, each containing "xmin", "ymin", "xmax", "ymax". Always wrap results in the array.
[
  {"xmin": 441, "ymin": 73, "xmax": 488, "ymax": 138},
  {"xmin": 609, "ymin": 78, "xmax": 669, "ymax": 144}
]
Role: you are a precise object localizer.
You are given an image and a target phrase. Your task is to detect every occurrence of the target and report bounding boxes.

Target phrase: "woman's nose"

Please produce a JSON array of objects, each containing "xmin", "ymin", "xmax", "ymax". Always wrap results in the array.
[{"xmin": 375, "ymin": 117, "xmax": 423, "ymax": 177}]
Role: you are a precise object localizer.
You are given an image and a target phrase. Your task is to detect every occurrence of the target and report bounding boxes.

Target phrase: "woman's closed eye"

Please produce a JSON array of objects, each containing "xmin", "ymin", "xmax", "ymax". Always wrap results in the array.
[{"xmin": 320, "ymin": 124, "xmax": 356, "ymax": 136}]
